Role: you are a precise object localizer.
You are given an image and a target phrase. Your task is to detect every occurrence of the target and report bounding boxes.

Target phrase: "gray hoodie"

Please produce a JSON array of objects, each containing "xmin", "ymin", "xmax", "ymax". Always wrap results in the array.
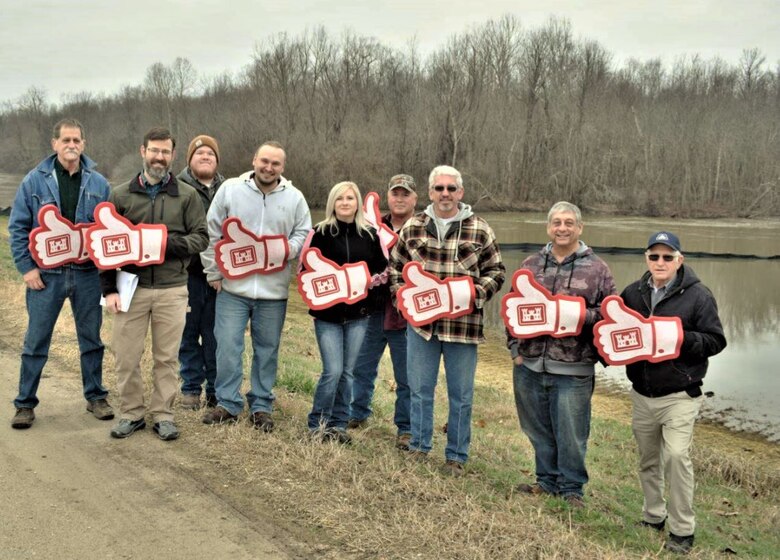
[{"xmin": 201, "ymin": 173, "xmax": 311, "ymax": 300}]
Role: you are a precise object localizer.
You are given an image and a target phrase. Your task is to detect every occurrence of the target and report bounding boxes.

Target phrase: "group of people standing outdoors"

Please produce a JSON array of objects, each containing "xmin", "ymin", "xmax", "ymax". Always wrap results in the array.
[{"xmin": 9, "ymin": 119, "xmax": 726, "ymax": 555}]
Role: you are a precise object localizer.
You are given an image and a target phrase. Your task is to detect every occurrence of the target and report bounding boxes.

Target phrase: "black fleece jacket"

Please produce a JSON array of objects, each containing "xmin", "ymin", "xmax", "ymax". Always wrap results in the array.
[
  {"xmin": 307, "ymin": 220, "xmax": 387, "ymax": 323},
  {"xmin": 621, "ymin": 265, "xmax": 727, "ymax": 398}
]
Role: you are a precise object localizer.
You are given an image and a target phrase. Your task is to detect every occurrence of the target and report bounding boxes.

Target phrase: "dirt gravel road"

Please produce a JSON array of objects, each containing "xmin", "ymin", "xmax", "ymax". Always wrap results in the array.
[{"xmin": 0, "ymin": 348, "xmax": 312, "ymax": 560}]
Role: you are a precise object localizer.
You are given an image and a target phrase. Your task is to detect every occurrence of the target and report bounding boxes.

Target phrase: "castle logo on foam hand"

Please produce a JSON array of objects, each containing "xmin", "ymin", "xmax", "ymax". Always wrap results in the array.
[
  {"xmin": 518, "ymin": 304, "xmax": 546, "ymax": 325},
  {"xmin": 103, "ymin": 234, "xmax": 131, "ymax": 256},
  {"xmin": 612, "ymin": 328, "xmax": 642, "ymax": 351},
  {"xmin": 313, "ymin": 275, "xmax": 338, "ymax": 297},
  {"xmin": 46, "ymin": 235, "xmax": 71, "ymax": 256},
  {"xmin": 414, "ymin": 289, "xmax": 441, "ymax": 313},
  {"xmin": 230, "ymin": 247, "xmax": 257, "ymax": 267}
]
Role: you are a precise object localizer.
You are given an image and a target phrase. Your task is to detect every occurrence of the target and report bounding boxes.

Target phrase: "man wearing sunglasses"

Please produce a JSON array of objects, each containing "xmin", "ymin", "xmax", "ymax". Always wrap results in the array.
[
  {"xmin": 621, "ymin": 231, "xmax": 726, "ymax": 555},
  {"xmin": 389, "ymin": 165, "xmax": 505, "ymax": 477}
]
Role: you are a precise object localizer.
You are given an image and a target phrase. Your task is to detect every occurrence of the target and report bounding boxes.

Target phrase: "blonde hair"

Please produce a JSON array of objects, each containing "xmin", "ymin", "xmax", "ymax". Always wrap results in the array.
[{"xmin": 316, "ymin": 181, "xmax": 374, "ymax": 238}]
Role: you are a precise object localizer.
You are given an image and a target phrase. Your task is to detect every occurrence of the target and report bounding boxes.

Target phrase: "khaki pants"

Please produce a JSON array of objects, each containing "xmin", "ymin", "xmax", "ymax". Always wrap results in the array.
[
  {"xmin": 113, "ymin": 285, "xmax": 188, "ymax": 423},
  {"xmin": 631, "ymin": 389, "xmax": 703, "ymax": 536}
]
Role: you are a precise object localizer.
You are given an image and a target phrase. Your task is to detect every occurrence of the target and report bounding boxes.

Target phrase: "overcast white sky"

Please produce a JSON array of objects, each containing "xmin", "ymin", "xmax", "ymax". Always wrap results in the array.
[{"xmin": 1, "ymin": 0, "xmax": 778, "ymax": 105}]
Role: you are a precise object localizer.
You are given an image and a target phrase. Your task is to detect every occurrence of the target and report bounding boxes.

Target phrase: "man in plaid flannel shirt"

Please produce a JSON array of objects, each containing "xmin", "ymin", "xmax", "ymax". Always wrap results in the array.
[{"xmin": 389, "ymin": 165, "xmax": 505, "ymax": 476}]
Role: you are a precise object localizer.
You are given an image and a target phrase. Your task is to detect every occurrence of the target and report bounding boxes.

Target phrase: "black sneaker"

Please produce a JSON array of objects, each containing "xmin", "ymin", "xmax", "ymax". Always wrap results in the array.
[
  {"xmin": 640, "ymin": 518, "xmax": 666, "ymax": 532},
  {"xmin": 110, "ymin": 418, "xmax": 146, "ymax": 438},
  {"xmin": 323, "ymin": 428, "xmax": 352, "ymax": 445},
  {"xmin": 665, "ymin": 533, "xmax": 694, "ymax": 555},
  {"xmin": 11, "ymin": 408, "xmax": 35, "ymax": 429}
]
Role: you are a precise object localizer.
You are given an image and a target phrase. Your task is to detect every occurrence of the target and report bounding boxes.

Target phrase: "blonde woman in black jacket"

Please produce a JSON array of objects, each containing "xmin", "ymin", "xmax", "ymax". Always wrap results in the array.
[{"xmin": 303, "ymin": 181, "xmax": 387, "ymax": 443}]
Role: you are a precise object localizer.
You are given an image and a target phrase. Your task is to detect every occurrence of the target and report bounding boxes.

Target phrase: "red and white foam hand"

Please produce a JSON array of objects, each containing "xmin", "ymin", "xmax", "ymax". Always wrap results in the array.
[
  {"xmin": 396, "ymin": 262, "xmax": 475, "ymax": 327},
  {"xmin": 363, "ymin": 192, "xmax": 398, "ymax": 256},
  {"xmin": 215, "ymin": 218, "xmax": 289, "ymax": 279},
  {"xmin": 594, "ymin": 295, "xmax": 683, "ymax": 366},
  {"xmin": 501, "ymin": 269, "xmax": 585, "ymax": 339},
  {"xmin": 86, "ymin": 202, "xmax": 167, "ymax": 269},
  {"xmin": 28, "ymin": 205, "xmax": 91, "ymax": 268},
  {"xmin": 297, "ymin": 248, "xmax": 371, "ymax": 310}
]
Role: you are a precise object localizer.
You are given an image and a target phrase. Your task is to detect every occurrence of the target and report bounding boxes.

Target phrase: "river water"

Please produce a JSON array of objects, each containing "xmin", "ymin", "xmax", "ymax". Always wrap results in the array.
[{"xmin": 482, "ymin": 212, "xmax": 780, "ymax": 442}]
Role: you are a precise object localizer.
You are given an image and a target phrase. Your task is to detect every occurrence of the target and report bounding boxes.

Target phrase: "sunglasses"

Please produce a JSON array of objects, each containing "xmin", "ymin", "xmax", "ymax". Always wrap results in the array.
[
  {"xmin": 433, "ymin": 184, "xmax": 458, "ymax": 193},
  {"xmin": 647, "ymin": 254, "xmax": 677, "ymax": 262}
]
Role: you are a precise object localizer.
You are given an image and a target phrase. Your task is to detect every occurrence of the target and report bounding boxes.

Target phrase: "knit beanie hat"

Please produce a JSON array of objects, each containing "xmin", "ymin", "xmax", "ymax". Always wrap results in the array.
[{"xmin": 187, "ymin": 135, "xmax": 220, "ymax": 164}]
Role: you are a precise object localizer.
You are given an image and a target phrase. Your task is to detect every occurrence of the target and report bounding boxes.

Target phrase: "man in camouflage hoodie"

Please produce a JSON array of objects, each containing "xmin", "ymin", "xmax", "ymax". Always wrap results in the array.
[{"xmin": 507, "ymin": 201, "xmax": 615, "ymax": 506}]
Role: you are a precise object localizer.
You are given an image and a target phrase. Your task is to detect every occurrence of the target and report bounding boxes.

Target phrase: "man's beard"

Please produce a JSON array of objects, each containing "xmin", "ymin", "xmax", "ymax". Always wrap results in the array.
[
  {"xmin": 144, "ymin": 160, "xmax": 170, "ymax": 183},
  {"xmin": 254, "ymin": 174, "xmax": 277, "ymax": 188},
  {"xmin": 192, "ymin": 166, "xmax": 216, "ymax": 183}
]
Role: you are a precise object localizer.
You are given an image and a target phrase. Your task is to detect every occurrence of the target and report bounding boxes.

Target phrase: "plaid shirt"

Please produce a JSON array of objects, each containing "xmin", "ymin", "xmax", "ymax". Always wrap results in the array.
[{"xmin": 389, "ymin": 211, "xmax": 505, "ymax": 344}]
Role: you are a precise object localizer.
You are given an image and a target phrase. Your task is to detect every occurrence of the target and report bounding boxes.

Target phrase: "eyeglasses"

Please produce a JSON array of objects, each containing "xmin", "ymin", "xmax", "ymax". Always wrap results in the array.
[
  {"xmin": 647, "ymin": 254, "xmax": 677, "ymax": 262},
  {"xmin": 145, "ymin": 147, "xmax": 173, "ymax": 157},
  {"xmin": 433, "ymin": 184, "xmax": 458, "ymax": 193}
]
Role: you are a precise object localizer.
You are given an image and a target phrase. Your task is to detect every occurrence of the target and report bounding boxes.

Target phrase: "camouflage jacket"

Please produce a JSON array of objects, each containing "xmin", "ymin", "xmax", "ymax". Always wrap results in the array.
[{"xmin": 506, "ymin": 242, "xmax": 616, "ymax": 375}]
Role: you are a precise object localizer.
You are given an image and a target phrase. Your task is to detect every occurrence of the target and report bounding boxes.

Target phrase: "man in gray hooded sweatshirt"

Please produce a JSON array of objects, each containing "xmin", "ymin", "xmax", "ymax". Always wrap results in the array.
[
  {"xmin": 389, "ymin": 165, "xmax": 505, "ymax": 477},
  {"xmin": 506, "ymin": 201, "xmax": 615, "ymax": 507}
]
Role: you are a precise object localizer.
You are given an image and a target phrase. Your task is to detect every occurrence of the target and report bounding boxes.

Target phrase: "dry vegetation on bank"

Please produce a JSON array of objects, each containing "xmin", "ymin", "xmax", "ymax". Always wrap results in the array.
[{"xmin": 0, "ymin": 223, "xmax": 778, "ymax": 558}]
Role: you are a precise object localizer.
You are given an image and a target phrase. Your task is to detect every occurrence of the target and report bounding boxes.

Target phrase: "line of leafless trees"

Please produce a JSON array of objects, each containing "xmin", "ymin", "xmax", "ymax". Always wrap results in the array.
[{"xmin": 2, "ymin": 16, "xmax": 778, "ymax": 216}]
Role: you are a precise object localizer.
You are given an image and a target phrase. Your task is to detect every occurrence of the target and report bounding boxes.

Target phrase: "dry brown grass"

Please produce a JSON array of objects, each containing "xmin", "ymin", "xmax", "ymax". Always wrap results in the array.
[{"xmin": 1, "ymin": 265, "xmax": 779, "ymax": 558}]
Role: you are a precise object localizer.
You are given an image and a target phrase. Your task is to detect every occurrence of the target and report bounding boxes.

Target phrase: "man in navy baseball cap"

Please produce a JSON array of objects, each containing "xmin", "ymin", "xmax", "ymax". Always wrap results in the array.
[
  {"xmin": 620, "ymin": 229, "xmax": 726, "ymax": 554},
  {"xmin": 647, "ymin": 231, "xmax": 681, "ymax": 252}
]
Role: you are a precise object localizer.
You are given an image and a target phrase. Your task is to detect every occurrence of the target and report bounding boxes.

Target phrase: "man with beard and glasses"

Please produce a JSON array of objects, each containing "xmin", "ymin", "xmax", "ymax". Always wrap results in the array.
[
  {"xmin": 101, "ymin": 127, "xmax": 208, "ymax": 441},
  {"xmin": 9, "ymin": 118, "xmax": 113, "ymax": 429},
  {"xmin": 201, "ymin": 141, "xmax": 310, "ymax": 432},
  {"xmin": 176, "ymin": 135, "xmax": 225, "ymax": 410}
]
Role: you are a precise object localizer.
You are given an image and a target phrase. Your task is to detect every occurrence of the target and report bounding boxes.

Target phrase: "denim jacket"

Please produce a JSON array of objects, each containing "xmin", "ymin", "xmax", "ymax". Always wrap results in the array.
[{"xmin": 9, "ymin": 153, "xmax": 110, "ymax": 275}]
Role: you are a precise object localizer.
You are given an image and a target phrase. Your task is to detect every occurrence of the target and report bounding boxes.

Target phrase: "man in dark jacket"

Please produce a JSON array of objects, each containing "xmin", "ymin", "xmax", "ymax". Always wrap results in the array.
[
  {"xmin": 348, "ymin": 174, "xmax": 417, "ymax": 449},
  {"xmin": 101, "ymin": 128, "xmax": 208, "ymax": 441},
  {"xmin": 620, "ymin": 231, "xmax": 726, "ymax": 555},
  {"xmin": 176, "ymin": 135, "xmax": 225, "ymax": 410},
  {"xmin": 506, "ymin": 201, "xmax": 615, "ymax": 507}
]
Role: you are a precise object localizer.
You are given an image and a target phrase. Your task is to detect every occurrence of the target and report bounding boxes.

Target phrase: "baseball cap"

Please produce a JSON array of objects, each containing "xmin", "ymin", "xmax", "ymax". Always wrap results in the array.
[
  {"xmin": 388, "ymin": 174, "xmax": 416, "ymax": 193},
  {"xmin": 647, "ymin": 231, "xmax": 681, "ymax": 252}
]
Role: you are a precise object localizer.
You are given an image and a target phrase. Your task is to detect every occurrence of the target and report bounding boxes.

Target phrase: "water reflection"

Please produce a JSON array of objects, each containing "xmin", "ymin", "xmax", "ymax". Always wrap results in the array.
[{"xmin": 481, "ymin": 213, "xmax": 780, "ymax": 442}]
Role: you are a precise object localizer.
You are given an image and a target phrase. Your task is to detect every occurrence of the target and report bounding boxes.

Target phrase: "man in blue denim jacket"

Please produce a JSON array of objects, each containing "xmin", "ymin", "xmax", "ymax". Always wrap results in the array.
[{"xmin": 8, "ymin": 118, "xmax": 113, "ymax": 429}]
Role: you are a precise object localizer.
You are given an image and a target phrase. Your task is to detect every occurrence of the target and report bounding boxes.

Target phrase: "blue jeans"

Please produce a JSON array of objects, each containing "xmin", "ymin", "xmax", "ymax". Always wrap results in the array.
[
  {"xmin": 350, "ymin": 312, "xmax": 410, "ymax": 434},
  {"xmin": 406, "ymin": 327, "xmax": 478, "ymax": 464},
  {"xmin": 214, "ymin": 290, "xmax": 287, "ymax": 416},
  {"xmin": 513, "ymin": 363, "xmax": 594, "ymax": 497},
  {"xmin": 15, "ymin": 267, "xmax": 107, "ymax": 409},
  {"xmin": 308, "ymin": 317, "xmax": 370, "ymax": 431},
  {"xmin": 178, "ymin": 274, "xmax": 217, "ymax": 397}
]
